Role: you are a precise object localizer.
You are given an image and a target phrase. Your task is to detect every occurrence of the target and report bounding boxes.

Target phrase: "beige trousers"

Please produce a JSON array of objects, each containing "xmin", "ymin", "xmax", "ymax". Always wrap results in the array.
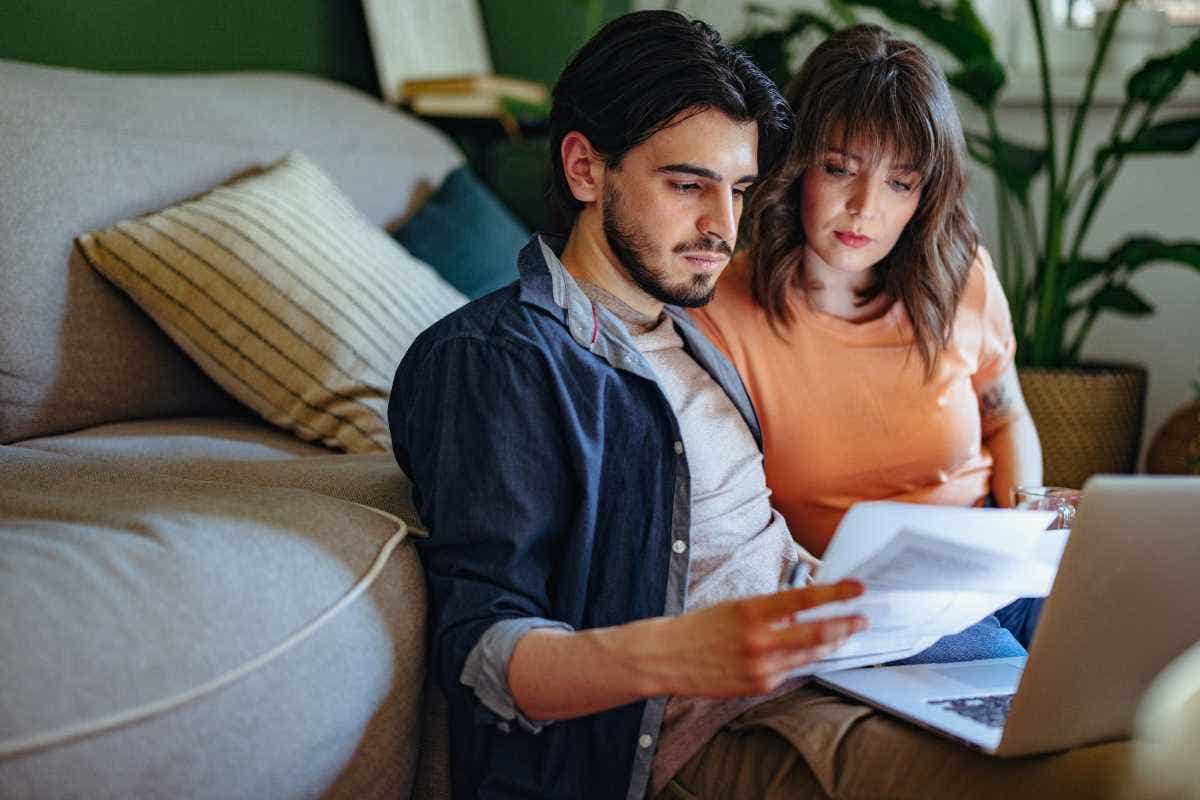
[{"xmin": 658, "ymin": 685, "xmax": 1138, "ymax": 800}]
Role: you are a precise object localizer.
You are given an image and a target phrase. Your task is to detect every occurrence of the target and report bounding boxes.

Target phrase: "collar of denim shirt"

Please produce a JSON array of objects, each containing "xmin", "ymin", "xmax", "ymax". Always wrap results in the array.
[{"xmin": 515, "ymin": 233, "xmax": 763, "ymax": 449}]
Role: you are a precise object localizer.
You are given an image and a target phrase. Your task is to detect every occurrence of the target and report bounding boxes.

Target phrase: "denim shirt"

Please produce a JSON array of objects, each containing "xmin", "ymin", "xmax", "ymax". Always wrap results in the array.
[{"xmin": 388, "ymin": 235, "xmax": 761, "ymax": 800}]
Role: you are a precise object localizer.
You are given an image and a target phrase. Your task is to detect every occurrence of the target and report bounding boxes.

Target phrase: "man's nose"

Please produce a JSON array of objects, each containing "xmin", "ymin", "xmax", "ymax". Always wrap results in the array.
[{"xmin": 698, "ymin": 190, "xmax": 738, "ymax": 245}]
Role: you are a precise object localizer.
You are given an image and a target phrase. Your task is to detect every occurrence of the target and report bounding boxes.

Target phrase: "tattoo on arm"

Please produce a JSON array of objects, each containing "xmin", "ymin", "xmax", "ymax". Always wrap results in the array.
[{"xmin": 980, "ymin": 374, "xmax": 1016, "ymax": 433}]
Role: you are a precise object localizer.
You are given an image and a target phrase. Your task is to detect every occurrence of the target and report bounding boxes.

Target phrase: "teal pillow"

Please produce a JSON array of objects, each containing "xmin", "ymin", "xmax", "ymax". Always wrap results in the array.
[{"xmin": 396, "ymin": 165, "xmax": 528, "ymax": 299}]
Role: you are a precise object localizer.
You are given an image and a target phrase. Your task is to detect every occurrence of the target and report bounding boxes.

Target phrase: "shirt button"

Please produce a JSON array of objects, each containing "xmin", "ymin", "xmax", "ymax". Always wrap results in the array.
[
  {"xmin": 672, "ymin": 539, "xmax": 687, "ymax": 554},
  {"xmin": 638, "ymin": 734, "xmax": 653, "ymax": 749},
  {"xmin": 673, "ymin": 441, "xmax": 684, "ymax": 455}
]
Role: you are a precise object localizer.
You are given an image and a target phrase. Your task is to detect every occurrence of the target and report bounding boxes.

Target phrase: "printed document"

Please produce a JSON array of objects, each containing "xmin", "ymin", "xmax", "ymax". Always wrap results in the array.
[{"xmin": 788, "ymin": 502, "xmax": 1066, "ymax": 674}]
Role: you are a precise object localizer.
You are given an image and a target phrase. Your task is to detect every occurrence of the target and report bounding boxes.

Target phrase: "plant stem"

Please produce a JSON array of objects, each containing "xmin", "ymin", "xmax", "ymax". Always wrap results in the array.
[
  {"xmin": 1062, "ymin": 2, "xmax": 1125, "ymax": 202},
  {"xmin": 1066, "ymin": 103, "xmax": 1154, "ymax": 270},
  {"xmin": 1029, "ymin": 0, "xmax": 1063, "ymax": 364},
  {"xmin": 1066, "ymin": 278, "xmax": 1116, "ymax": 361},
  {"xmin": 983, "ymin": 109, "xmax": 1016, "ymax": 320}
]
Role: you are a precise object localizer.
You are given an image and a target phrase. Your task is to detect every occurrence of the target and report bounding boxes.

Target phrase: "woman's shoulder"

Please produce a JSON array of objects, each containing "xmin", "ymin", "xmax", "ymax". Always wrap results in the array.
[{"xmin": 960, "ymin": 245, "xmax": 1002, "ymax": 311}]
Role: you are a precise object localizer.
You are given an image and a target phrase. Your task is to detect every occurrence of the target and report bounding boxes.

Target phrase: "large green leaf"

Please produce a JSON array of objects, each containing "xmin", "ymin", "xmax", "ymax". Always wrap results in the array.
[
  {"xmin": 1105, "ymin": 236, "xmax": 1200, "ymax": 274},
  {"xmin": 844, "ymin": 0, "xmax": 994, "ymax": 65},
  {"xmin": 1061, "ymin": 258, "xmax": 1108, "ymax": 291},
  {"xmin": 1084, "ymin": 284, "xmax": 1156, "ymax": 316},
  {"xmin": 949, "ymin": 55, "xmax": 1006, "ymax": 109},
  {"xmin": 1126, "ymin": 36, "xmax": 1200, "ymax": 105},
  {"xmin": 1087, "ymin": 285, "xmax": 1156, "ymax": 316},
  {"xmin": 1099, "ymin": 116, "xmax": 1200, "ymax": 162},
  {"xmin": 735, "ymin": 8, "xmax": 837, "ymax": 89},
  {"xmin": 966, "ymin": 131, "xmax": 1047, "ymax": 205}
]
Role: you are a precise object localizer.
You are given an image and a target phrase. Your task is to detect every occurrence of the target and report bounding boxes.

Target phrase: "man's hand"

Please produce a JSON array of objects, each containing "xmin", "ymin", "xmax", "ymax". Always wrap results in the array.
[
  {"xmin": 633, "ymin": 580, "xmax": 868, "ymax": 697},
  {"xmin": 509, "ymin": 580, "xmax": 866, "ymax": 720}
]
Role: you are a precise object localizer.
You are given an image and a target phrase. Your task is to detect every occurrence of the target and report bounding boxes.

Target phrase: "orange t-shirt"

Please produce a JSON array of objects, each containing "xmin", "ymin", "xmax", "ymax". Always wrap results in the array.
[{"xmin": 689, "ymin": 249, "xmax": 1015, "ymax": 557}]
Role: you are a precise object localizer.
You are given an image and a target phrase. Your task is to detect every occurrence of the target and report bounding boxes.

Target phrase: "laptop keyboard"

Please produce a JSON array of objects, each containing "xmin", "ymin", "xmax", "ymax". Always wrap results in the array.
[{"xmin": 927, "ymin": 694, "xmax": 1014, "ymax": 728}]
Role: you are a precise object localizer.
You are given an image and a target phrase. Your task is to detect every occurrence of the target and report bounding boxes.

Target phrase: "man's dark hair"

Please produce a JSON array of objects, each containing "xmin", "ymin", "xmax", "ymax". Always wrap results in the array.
[{"xmin": 546, "ymin": 10, "xmax": 792, "ymax": 234}]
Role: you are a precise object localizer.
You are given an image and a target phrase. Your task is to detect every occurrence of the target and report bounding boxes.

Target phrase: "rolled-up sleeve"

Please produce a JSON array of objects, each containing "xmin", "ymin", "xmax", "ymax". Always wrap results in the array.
[
  {"xmin": 389, "ymin": 333, "xmax": 578, "ymax": 733},
  {"xmin": 462, "ymin": 617, "xmax": 574, "ymax": 732}
]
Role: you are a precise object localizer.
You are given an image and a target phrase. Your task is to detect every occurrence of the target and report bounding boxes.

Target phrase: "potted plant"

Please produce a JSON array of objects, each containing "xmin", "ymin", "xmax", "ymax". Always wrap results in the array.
[{"xmin": 736, "ymin": 0, "xmax": 1200, "ymax": 487}]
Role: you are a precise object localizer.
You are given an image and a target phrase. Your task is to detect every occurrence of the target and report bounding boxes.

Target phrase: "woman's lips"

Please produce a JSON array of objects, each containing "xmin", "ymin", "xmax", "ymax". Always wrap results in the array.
[{"xmin": 834, "ymin": 230, "xmax": 871, "ymax": 248}]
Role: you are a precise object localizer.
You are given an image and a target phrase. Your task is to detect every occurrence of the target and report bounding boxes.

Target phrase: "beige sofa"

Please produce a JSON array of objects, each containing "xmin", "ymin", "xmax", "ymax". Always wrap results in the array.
[{"xmin": 0, "ymin": 59, "xmax": 455, "ymax": 799}]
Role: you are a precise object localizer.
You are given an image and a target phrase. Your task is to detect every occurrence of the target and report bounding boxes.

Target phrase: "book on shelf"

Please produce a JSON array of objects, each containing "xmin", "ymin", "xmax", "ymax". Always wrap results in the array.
[
  {"xmin": 400, "ymin": 74, "xmax": 548, "ymax": 107},
  {"xmin": 362, "ymin": 0, "xmax": 548, "ymax": 120}
]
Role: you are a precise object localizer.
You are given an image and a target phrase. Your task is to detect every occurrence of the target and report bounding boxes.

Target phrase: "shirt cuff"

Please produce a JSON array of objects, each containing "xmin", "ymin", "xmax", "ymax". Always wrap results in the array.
[{"xmin": 460, "ymin": 617, "xmax": 575, "ymax": 734}]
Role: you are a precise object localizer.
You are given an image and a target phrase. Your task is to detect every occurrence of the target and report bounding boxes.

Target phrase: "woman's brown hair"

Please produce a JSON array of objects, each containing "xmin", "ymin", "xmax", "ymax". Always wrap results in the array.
[{"xmin": 746, "ymin": 24, "xmax": 979, "ymax": 379}]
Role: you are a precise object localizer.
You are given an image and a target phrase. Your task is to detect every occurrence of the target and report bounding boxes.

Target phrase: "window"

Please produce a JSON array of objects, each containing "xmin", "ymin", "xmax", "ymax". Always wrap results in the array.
[{"xmin": 1059, "ymin": 1, "xmax": 1200, "ymax": 28}]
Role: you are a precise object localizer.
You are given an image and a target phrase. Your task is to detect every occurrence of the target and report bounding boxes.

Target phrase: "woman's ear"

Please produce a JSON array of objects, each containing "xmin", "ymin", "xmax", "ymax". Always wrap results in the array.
[{"xmin": 560, "ymin": 131, "xmax": 604, "ymax": 205}]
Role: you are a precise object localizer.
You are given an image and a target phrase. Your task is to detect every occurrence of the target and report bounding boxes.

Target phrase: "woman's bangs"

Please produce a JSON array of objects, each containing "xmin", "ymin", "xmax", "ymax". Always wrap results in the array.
[{"xmin": 812, "ymin": 85, "xmax": 938, "ymax": 182}]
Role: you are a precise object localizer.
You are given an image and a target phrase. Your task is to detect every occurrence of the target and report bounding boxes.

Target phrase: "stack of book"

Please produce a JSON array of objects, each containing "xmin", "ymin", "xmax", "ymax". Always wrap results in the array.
[
  {"xmin": 399, "ymin": 74, "xmax": 549, "ymax": 119},
  {"xmin": 362, "ymin": 0, "xmax": 549, "ymax": 122}
]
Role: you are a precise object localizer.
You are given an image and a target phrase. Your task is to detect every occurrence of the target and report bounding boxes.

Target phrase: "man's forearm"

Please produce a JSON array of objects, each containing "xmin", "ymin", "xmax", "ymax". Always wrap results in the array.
[
  {"xmin": 506, "ymin": 582, "xmax": 868, "ymax": 722},
  {"xmin": 508, "ymin": 620, "xmax": 668, "ymax": 721}
]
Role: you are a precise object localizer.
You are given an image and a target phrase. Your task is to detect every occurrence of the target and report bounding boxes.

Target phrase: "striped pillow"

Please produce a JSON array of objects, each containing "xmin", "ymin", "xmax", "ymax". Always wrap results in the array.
[{"xmin": 76, "ymin": 152, "xmax": 466, "ymax": 453}]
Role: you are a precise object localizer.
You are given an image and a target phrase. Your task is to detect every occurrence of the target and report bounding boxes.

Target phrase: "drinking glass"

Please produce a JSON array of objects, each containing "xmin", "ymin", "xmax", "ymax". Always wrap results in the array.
[{"xmin": 1011, "ymin": 486, "xmax": 1082, "ymax": 531}]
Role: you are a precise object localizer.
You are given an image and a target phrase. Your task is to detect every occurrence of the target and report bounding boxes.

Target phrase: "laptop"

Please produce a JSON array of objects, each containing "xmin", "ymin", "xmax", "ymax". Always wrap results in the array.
[{"xmin": 816, "ymin": 475, "xmax": 1200, "ymax": 756}]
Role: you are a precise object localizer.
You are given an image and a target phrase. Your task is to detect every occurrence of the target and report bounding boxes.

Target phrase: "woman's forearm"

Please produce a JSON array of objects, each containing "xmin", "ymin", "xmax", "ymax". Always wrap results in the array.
[{"xmin": 986, "ymin": 410, "xmax": 1043, "ymax": 507}]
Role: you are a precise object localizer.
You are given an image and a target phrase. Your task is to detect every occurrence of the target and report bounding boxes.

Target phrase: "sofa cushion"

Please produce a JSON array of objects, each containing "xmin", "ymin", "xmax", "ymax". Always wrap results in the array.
[
  {"xmin": 0, "ymin": 445, "xmax": 428, "ymax": 799},
  {"xmin": 395, "ymin": 164, "xmax": 526, "ymax": 299},
  {"xmin": 14, "ymin": 421, "xmax": 425, "ymax": 535},
  {"xmin": 14, "ymin": 417, "xmax": 329, "ymax": 463},
  {"xmin": 0, "ymin": 59, "xmax": 463, "ymax": 444},
  {"xmin": 76, "ymin": 152, "xmax": 466, "ymax": 453}
]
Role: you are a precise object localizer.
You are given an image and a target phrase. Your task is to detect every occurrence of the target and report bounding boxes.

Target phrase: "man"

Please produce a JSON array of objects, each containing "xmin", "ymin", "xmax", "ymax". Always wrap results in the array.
[{"xmin": 389, "ymin": 10, "xmax": 865, "ymax": 799}]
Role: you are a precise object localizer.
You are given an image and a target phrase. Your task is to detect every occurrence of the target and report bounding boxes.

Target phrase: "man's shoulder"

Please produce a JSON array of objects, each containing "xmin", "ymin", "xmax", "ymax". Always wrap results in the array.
[{"xmin": 399, "ymin": 282, "xmax": 570, "ymax": 376}]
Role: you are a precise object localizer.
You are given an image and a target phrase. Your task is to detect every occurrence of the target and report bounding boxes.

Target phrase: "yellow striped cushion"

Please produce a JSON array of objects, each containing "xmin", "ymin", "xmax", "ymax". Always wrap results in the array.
[{"xmin": 76, "ymin": 152, "xmax": 466, "ymax": 453}]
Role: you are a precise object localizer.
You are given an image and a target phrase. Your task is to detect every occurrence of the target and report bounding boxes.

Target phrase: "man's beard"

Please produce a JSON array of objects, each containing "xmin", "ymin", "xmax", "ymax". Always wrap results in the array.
[{"xmin": 601, "ymin": 180, "xmax": 730, "ymax": 308}]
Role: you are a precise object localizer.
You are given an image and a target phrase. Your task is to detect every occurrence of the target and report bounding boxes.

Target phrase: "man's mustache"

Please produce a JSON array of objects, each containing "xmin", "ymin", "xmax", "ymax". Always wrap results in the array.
[{"xmin": 673, "ymin": 237, "xmax": 732, "ymax": 257}]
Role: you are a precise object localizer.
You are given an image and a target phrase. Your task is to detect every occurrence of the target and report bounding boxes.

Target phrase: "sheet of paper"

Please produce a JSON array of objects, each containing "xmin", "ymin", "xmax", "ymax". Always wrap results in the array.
[
  {"xmin": 816, "ymin": 502, "xmax": 1056, "ymax": 581},
  {"xmin": 837, "ymin": 528, "xmax": 1057, "ymax": 595},
  {"xmin": 783, "ymin": 502, "xmax": 1063, "ymax": 675}
]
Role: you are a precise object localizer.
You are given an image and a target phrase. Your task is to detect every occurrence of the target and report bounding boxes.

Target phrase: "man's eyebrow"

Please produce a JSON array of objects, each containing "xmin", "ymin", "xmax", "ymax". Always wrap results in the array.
[{"xmin": 657, "ymin": 163, "xmax": 759, "ymax": 185}]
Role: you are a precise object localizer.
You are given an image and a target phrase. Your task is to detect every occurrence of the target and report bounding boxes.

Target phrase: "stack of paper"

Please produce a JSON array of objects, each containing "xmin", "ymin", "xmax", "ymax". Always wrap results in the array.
[{"xmin": 789, "ymin": 502, "xmax": 1064, "ymax": 674}]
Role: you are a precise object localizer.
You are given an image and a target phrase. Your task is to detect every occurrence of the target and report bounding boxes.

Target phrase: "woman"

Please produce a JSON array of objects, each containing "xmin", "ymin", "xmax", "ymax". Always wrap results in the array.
[
  {"xmin": 693, "ymin": 23, "xmax": 1042, "ymax": 558},
  {"xmin": 691, "ymin": 24, "xmax": 1044, "ymax": 652}
]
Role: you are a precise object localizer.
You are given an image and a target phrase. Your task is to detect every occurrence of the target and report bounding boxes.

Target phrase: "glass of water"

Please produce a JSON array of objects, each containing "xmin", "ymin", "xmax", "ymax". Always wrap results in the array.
[{"xmin": 1012, "ymin": 486, "xmax": 1083, "ymax": 531}]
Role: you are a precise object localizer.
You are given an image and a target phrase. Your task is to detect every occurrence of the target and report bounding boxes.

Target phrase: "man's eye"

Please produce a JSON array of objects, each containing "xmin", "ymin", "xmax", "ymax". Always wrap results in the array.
[{"xmin": 671, "ymin": 182, "xmax": 700, "ymax": 193}]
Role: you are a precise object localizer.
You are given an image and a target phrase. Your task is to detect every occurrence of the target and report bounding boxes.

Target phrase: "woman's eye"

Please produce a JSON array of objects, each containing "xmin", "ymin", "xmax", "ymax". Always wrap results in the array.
[
  {"xmin": 889, "ymin": 178, "xmax": 916, "ymax": 193},
  {"xmin": 823, "ymin": 162, "xmax": 849, "ymax": 177}
]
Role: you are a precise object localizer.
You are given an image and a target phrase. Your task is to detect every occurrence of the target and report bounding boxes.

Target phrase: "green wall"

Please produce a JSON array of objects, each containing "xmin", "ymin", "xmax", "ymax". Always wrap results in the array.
[
  {"xmin": 0, "ymin": 0, "xmax": 379, "ymax": 95},
  {"xmin": 0, "ymin": 1, "xmax": 632, "ymax": 97},
  {"xmin": 0, "ymin": 0, "xmax": 632, "ymax": 229},
  {"xmin": 480, "ymin": 0, "xmax": 631, "ymax": 85}
]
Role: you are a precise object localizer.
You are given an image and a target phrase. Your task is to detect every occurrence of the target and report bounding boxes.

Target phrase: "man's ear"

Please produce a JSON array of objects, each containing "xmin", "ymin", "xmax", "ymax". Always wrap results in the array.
[{"xmin": 560, "ymin": 131, "xmax": 604, "ymax": 205}]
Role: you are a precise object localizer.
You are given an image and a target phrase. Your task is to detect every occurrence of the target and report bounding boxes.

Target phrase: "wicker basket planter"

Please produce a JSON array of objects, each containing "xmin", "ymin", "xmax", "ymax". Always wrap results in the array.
[{"xmin": 1017, "ymin": 362, "xmax": 1148, "ymax": 490}]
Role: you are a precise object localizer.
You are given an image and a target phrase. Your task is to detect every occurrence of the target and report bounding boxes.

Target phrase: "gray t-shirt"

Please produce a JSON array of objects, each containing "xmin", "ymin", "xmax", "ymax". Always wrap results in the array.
[{"xmin": 578, "ymin": 284, "xmax": 809, "ymax": 791}]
